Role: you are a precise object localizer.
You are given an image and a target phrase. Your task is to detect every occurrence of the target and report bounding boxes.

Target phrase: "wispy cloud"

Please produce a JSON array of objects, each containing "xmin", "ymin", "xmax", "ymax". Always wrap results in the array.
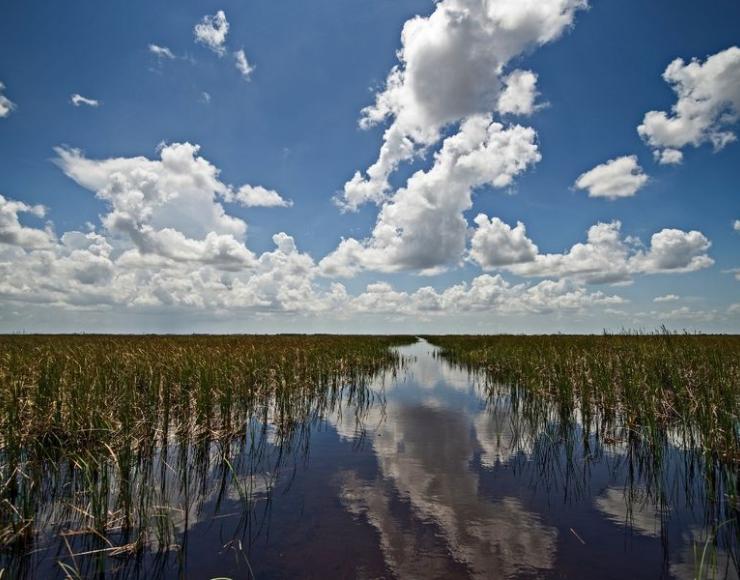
[
  {"xmin": 149, "ymin": 44, "xmax": 175, "ymax": 60},
  {"xmin": 233, "ymin": 49, "xmax": 254, "ymax": 80},
  {"xmin": 70, "ymin": 94, "xmax": 100, "ymax": 108}
]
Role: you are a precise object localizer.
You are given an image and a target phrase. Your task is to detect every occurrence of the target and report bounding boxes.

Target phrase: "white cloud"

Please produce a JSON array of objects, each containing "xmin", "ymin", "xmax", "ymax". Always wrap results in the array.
[
  {"xmin": 70, "ymin": 94, "xmax": 100, "ymax": 108},
  {"xmin": 574, "ymin": 155, "xmax": 648, "ymax": 199},
  {"xmin": 338, "ymin": 0, "xmax": 586, "ymax": 210},
  {"xmin": 0, "ymin": 82, "xmax": 16, "ymax": 118},
  {"xmin": 497, "ymin": 70, "xmax": 540, "ymax": 116},
  {"xmin": 194, "ymin": 10, "xmax": 229, "ymax": 56},
  {"xmin": 0, "ymin": 194, "xmax": 53, "ymax": 249},
  {"xmin": 1, "ymin": 192, "xmax": 630, "ymax": 320},
  {"xmin": 225, "ymin": 185, "xmax": 292, "ymax": 208},
  {"xmin": 632, "ymin": 228, "xmax": 713, "ymax": 272},
  {"xmin": 734, "ymin": 219, "xmax": 740, "ymax": 232},
  {"xmin": 350, "ymin": 275, "xmax": 624, "ymax": 316},
  {"xmin": 508, "ymin": 221, "xmax": 713, "ymax": 283},
  {"xmin": 234, "ymin": 49, "xmax": 255, "ymax": 80},
  {"xmin": 149, "ymin": 44, "xmax": 175, "ymax": 60},
  {"xmin": 654, "ymin": 294, "xmax": 679, "ymax": 303},
  {"xmin": 638, "ymin": 46, "xmax": 740, "ymax": 160},
  {"xmin": 470, "ymin": 214, "xmax": 538, "ymax": 269},
  {"xmin": 54, "ymin": 142, "xmax": 258, "ymax": 268},
  {"xmin": 654, "ymin": 148, "xmax": 683, "ymax": 165},
  {"xmin": 321, "ymin": 116, "xmax": 541, "ymax": 276}
]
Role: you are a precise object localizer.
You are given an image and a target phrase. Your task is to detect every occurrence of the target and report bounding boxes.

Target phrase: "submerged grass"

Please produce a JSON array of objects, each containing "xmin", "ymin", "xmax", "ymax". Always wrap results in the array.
[{"xmin": 0, "ymin": 334, "xmax": 414, "ymax": 576}]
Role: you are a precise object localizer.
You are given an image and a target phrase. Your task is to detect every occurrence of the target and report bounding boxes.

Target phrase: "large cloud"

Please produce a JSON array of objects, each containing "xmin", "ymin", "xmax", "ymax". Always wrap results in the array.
[
  {"xmin": 2, "ymin": 181, "xmax": 626, "ymax": 318},
  {"xmin": 0, "ymin": 195, "xmax": 625, "ymax": 318},
  {"xmin": 507, "ymin": 221, "xmax": 713, "ymax": 283},
  {"xmin": 339, "ymin": 0, "xmax": 586, "ymax": 210},
  {"xmin": 321, "ymin": 116, "xmax": 540, "ymax": 276},
  {"xmin": 54, "ymin": 143, "xmax": 290, "ymax": 269},
  {"xmin": 638, "ymin": 46, "xmax": 740, "ymax": 163}
]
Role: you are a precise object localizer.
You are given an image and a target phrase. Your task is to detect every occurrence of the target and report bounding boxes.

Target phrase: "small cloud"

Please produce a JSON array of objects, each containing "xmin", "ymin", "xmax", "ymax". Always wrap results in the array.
[
  {"xmin": 234, "ymin": 49, "xmax": 255, "ymax": 80},
  {"xmin": 200, "ymin": 91, "xmax": 211, "ymax": 104},
  {"xmin": 70, "ymin": 94, "xmax": 100, "ymax": 108},
  {"xmin": 654, "ymin": 294, "xmax": 680, "ymax": 303},
  {"xmin": 574, "ymin": 155, "xmax": 648, "ymax": 200},
  {"xmin": 149, "ymin": 44, "xmax": 175, "ymax": 60},
  {"xmin": 0, "ymin": 82, "xmax": 16, "ymax": 118},
  {"xmin": 734, "ymin": 219, "xmax": 740, "ymax": 232},
  {"xmin": 227, "ymin": 185, "xmax": 292, "ymax": 208},
  {"xmin": 194, "ymin": 10, "xmax": 229, "ymax": 56},
  {"xmin": 654, "ymin": 148, "xmax": 683, "ymax": 165}
]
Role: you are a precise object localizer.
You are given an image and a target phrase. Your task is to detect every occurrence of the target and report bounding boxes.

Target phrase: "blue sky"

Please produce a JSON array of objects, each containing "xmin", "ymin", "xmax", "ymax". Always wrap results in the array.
[{"xmin": 0, "ymin": 0, "xmax": 738, "ymax": 333}]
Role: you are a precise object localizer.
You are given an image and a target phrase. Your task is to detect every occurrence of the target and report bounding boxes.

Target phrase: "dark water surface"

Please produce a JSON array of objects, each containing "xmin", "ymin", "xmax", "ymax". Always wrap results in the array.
[{"xmin": 7, "ymin": 340, "xmax": 738, "ymax": 578}]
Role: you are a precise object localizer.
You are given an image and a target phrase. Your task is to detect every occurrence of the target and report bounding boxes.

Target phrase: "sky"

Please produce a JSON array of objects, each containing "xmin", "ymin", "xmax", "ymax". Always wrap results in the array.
[{"xmin": 0, "ymin": 0, "xmax": 738, "ymax": 334}]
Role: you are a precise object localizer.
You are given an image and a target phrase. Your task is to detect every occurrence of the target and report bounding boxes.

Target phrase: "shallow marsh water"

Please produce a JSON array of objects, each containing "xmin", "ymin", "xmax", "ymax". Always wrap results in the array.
[{"xmin": 4, "ymin": 339, "xmax": 738, "ymax": 579}]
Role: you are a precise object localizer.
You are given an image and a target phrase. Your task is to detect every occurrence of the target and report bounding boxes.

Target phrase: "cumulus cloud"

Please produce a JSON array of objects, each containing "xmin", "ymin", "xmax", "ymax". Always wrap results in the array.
[
  {"xmin": 655, "ymin": 148, "xmax": 683, "ymax": 165},
  {"xmin": 70, "ymin": 94, "xmax": 100, "ymax": 108},
  {"xmin": 508, "ymin": 221, "xmax": 713, "ymax": 283},
  {"xmin": 497, "ymin": 70, "xmax": 540, "ymax": 116},
  {"xmin": 0, "ymin": 197, "xmax": 626, "ymax": 319},
  {"xmin": 470, "ymin": 214, "xmax": 538, "ymax": 269},
  {"xmin": 53, "ymin": 142, "xmax": 270, "ymax": 269},
  {"xmin": 0, "ymin": 194, "xmax": 53, "ymax": 249},
  {"xmin": 638, "ymin": 46, "xmax": 740, "ymax": 161},
  {"xmin": 225, "ymin": 185, "xmax": 292, "ymax": 208},
  {"xmin": 194, "ymin": 10, "xmax": 229, "ymax": 56},
  {"xmin": 574, "ymin": 155, "xmax": 648, "ymax": 199},
  {"xmin": 0, "ymin": 82, "xmax": 16, "ymax": 118},
  {"xmin": 338, "ymin": 0, "xmax": 586, "ymax": 210},
  {"xmin": 149, "ymin": 44, "xmax": 175, "ymax": 60},
  {"xmin": 349, "ymin": 275, "xmax": 623, "ymax": 316},
  {"xmin": 321, "ymin": 116, "xmax": 541, "ymax": 276},
  {"xmin": 234, "ymin": 49, "xmax": 255, "ymax": 80},
  {"xmin": 734, "ymin": 219, "xmax": 740, "ymax": 232}
]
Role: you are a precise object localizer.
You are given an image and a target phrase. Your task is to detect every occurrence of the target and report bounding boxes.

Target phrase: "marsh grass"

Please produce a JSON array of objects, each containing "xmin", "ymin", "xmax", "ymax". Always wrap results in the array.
[
  {"xmin": 425, "ymin": 331, "xmax": 739, "ymax": 575},
  {"xmin": 0, "ymin": 334, "xmax": 413, "ymax": 577},
  {"xmin": 425, "ymin": 331, "xmax": 739, "ymax": 462}
]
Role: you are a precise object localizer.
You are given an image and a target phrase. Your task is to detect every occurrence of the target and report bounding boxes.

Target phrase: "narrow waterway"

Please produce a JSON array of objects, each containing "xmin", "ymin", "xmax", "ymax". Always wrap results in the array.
[{"xmin": 13, "ymin": 339, "xmax": 738, "ymax": 579}]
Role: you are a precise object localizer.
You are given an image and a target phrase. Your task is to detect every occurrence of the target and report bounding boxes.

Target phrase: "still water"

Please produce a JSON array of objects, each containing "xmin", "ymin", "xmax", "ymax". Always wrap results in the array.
[{"xmin": 12, "ymin": 339, "xmax": 739, "ymax": 578}]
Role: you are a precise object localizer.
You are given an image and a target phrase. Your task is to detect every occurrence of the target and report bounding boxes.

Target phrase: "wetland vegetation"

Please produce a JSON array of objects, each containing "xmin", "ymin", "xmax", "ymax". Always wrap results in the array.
[
  {"xmin": 0, "ymin": 333, "xmax": 737, "ymax": 578},
  {"xmin": 0, "ymin": 335, "xmax": 413, "ymax": 577}
]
